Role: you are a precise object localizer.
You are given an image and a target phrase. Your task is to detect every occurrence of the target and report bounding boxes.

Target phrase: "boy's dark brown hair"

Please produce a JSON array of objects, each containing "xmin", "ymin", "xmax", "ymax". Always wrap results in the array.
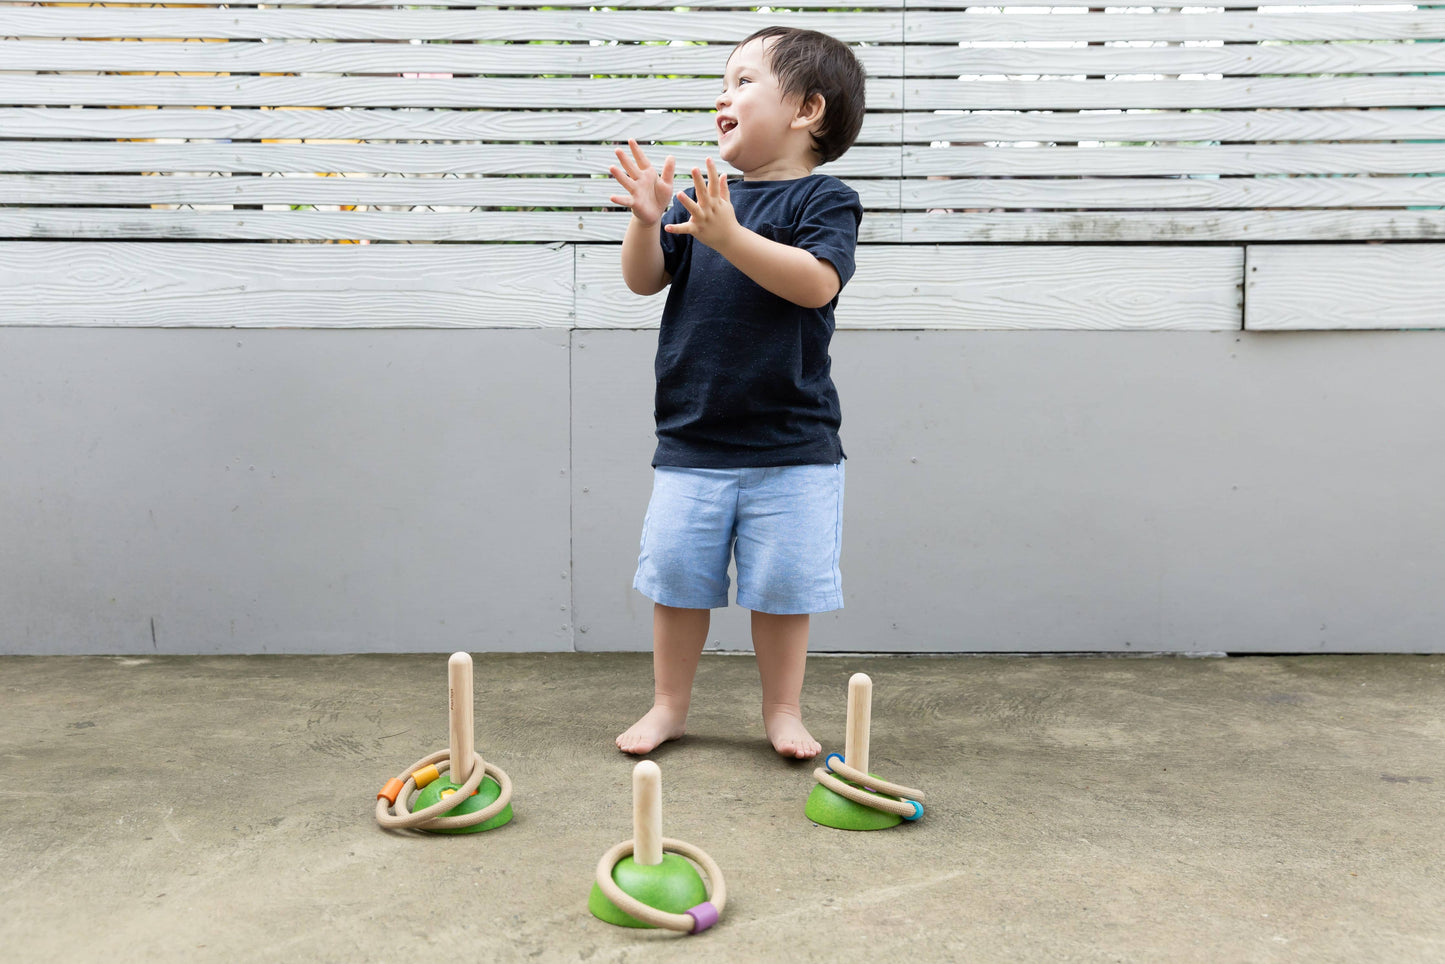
[{"xmin": 735, "ymin": 26, "xmax": 867, "ymax": 166}]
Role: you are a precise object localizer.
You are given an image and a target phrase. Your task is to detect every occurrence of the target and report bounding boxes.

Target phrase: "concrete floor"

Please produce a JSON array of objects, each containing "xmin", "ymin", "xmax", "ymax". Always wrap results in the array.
[{"xmin": 1, "ymin": 653, "xmax": 1442, "ymax": 963}]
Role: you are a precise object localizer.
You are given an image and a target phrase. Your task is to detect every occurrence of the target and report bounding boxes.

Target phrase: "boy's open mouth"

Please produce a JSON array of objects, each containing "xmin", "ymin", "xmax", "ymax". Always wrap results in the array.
[{"xmin": 717, "ymin": 117, "xmax": 738, "ymax": 137}]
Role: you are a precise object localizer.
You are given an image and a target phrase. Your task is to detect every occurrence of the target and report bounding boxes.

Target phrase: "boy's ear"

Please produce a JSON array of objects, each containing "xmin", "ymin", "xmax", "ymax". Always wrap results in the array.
[{"xmin": 790, "ymin": 92, "xmax": 827, "ymax": 131}]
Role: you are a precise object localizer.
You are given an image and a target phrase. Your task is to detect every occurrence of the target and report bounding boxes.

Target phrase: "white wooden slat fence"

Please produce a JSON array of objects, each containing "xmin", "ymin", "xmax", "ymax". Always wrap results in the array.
[{"xmin": 2, "ymin": 1, "xmax": 1441, "ymax": 330}]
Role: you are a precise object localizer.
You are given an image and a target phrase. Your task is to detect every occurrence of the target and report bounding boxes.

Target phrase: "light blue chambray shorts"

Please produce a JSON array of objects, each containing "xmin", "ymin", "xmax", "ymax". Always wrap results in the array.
[{"xmin": 633, "ymin": 462, "xmax": 845, "ymax": 615}]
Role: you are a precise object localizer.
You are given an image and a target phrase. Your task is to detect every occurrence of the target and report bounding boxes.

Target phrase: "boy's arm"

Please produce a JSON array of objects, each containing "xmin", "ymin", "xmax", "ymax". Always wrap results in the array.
[
  {"xmin": 620, "ymin": 214, "xmax": 670, "ymax": 296},
  {"xmin": 667, "ymin": 160, "xmax": 848, "ymax": 310},
  {"xmin": 709, "ymin": 231, "xmax": 841, "ymax": 310}
]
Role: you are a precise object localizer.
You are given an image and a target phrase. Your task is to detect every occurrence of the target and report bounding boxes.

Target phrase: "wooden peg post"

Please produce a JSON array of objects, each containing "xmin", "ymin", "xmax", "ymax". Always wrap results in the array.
[
  {"xmin": 448, "ymin": 652, "xmax": 477, "ymax": 785},
  {"xmin": 844, "ymin": 672, "xmax": 872, "ymax": 777},
  {"xmin": 632, "ymin": 760, "xmax": 663, "ymax": 866}
]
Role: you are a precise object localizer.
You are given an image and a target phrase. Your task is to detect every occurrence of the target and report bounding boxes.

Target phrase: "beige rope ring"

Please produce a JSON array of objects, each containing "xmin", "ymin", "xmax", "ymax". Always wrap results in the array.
[
  {"xmin": 812, "ymin": 753, "xmax": 925, "ymax": 821},
  {"xmin": 594, "ymin": 838, "xmax": 727, "ymax": 934},
  {"xmin": 374, "ymin": 748, "xmax": 514, "ymax": 832}
]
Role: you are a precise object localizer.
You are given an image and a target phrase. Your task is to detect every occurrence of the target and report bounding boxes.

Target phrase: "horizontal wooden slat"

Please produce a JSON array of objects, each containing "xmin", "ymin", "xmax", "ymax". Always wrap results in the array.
[
  {"xmin": 0, "ymin": 39, "xmax": 905, "ymax": 77},
  {"xmin": 35, "ymin": 75, "xmax": 1436, "ymax": 115},
  {"xmin": 1, "ymin": 0, "xmax": 1421, "ymax": 8},
  {"xmin": 0, "ymin": 10, "xmax": 905, "ymax": 43},
  {"xmin": 7, "ymin": 105, "xmax": 1442, "ymax": 147},
  {"xmin": 899, "ymin": 0, "xmax": 1424, "ymax": 7},
  {"xmin": 0, "ymin": 106, "xmax": 901, "ymax": 144},
  {"xmin": 0, "ymin": 75, "xmax": 904, "ymax": 110},
  {"xmin": 6, "ymin": 0, "xmax": 907, "ymax": 8},
  {"xmin": 0, "ymin": 207, "xmax": 903, "ymax": 243},
  {"xmin": 897, "ymin": 210, "xmax": 1445, "ymax": 243},
  {"xmin": 8, "ymin": 38, "xmax": 1440, "ymax": 80},
  {"xmin": 0, "ymin": 142, "xmax": 904, "ymax": 177},
  {"xmin": 0, "ymin": 173, "xmax": 902, "ymax": 210},
  {"xmin": 1246, "ymin": 243, "xmax": 1445, "ymax": 330},
  {"xmin": 903, "ymin": 175, "xmax": 1445, "ymax": 210},
  {"xmin": 12, "ymin": 207, "xmax": 1445, "ymax": 245},
  {"xmin": 904, "ymin": 109, "xmax": 1445, "ymax": 145},
  {"xmin": 577, "ymin": 244, "xmax": 1243, "ymax": 329},
  {"xmin": 904, "ymin": 11, "xmax": 1445, "ymax": 43},
  {"xmin": 907, "ymin": 77, "xmax": 1445, "ymax": 111},
  {"xmin": 6, "ymin": 172, "xmax": 1436, "ymax": 213},
  {"xmin": 5, "ymin": 9, "xmax": 1437, "ymax": 44},
  {"xmin": 0, "ymin": 242, "xmax": 574, "ymax": 327},
  {"xmin": 904, "ymin": 144, "xmax": 1445, "ymax": 176},
  {"xmin": 907, "ymin": 40, "xmax": 1445, "ymax": 77}
]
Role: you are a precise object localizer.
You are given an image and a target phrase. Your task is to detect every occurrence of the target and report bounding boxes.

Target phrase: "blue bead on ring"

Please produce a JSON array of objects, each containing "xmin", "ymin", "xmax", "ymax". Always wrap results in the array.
[{"xmin": 903, "ymin": 800, "xmax": 924, "ymax": 821}]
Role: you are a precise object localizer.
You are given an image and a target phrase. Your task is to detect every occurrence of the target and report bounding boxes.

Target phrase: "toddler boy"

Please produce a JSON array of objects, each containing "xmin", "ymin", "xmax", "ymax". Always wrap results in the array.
[{"xmin": 607, "ymin": 26, "xmax": 866, "ymax": 758}]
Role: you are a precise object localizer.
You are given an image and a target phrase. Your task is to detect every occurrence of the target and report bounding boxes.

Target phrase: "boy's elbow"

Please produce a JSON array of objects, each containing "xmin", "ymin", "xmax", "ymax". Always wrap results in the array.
[
  {"xmin": 623, "ymin": 271, "xmax": 670, "ymax": 297},
  {"xmin": 799, "ymin": 277, "xmax": 841, "ymax": 309},
  {"xmin": 799, "ymin": 260, "xmax": 842, "ymax": 309}
]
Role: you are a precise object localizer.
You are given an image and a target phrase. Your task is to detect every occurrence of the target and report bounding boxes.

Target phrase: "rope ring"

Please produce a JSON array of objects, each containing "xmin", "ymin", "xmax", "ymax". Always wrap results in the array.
[
  {"xmin": 374, "ymin": 749, "xmax": 513, "ymax": 831},
  {"xmin": 812, "ymin": 753, "xmax": 925, "ymax": 821},
  {"xmin": 594, "ymin": 838, "xmax": 727, "ymax": 934}
]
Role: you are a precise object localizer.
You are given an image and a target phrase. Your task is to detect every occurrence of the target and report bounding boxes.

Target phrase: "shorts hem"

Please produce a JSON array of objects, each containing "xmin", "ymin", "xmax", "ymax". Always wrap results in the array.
[
  {"xmin": 634, "ymin": 579, "xmax": 729, "ymax": 611},
  {"xmin": 736, "ymin": 591, "xmax": 844, "ymax": 616}
]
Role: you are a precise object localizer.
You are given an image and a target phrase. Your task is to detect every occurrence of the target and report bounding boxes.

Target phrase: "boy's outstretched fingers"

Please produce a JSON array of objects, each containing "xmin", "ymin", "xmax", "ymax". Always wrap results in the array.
[{"xmin": 705, "ymin": 157, "xmax": 728, "ymax": 200}]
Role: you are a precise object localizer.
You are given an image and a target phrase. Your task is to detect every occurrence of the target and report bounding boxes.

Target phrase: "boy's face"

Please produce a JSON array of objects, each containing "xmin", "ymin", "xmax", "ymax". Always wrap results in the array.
[{"xmin": 716, "ymin": 38, "xmax": 810, "ymax": 175}]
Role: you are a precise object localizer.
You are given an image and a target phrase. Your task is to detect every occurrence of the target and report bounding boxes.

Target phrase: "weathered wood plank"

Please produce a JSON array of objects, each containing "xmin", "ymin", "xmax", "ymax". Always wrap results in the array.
[
  {"xmin": 903, "ymin": 11, "xmax": 1445, "ymax": 43},
  {"xmin": 5, "ymin": 9, "xmax": 1435, "ymax": 44},
  {"xmin": 576, "ymin": 244, "xmax": 1243, "ymax": 330},
  {"xmin": 0, "ymin": 208, "xmax": 904, "ymax": 243},
  {"xmin": 3, "ymin": 0, "xmax": 907, "ymax": 8},
  {"xmin": 0, "ymin": 106, "xmax": 903, "ymax": 145},
  {"xmin": 903, "ymin": 144, "xmax": 1445, "ymax": 177},
  {"xmin": 1245, "ymin": 244, "xmax": 1445, "ymax": 330},
  {"xmin": 0, "ymin": 39, "xmax": 906, "ymax": 77},
  {"xmin": 14, "ymin": 207, "xmax": 1445, "ymax": 245},
  {"xmin": 15, "ymin": 74, "xmax": 1432, "ymax": 114},
  {"xmin": 898, "ymin": 210, "xmax": 1445, "ymax": 243},
  {"xmin": 902, "ymin": 0, "xmax": 1419, "ymax": 7},
  {"xmin": 906, "ymin": 40, "xmax": 1445, "ymax": 77},
  {"xmin": 11, "ymin": 141, "xmax": 1439, "ymax": 180},
  {"xmin": 903, "ymin": 109, "xmax": 1445, "ymax": 145},
  {"xmin": 6, "ymin": 172, "xmax": 1436, "ymax": 213},
  {"xmin": 0, "ymin": 9, "xmax": 905, "ymax": 43},
  {"xmin": 0, "ymin": 242, "xmax": 575, "ymax": 327},
  {"xmin": 0, "ymin": 173, "xmax": 901, "ymax": 209},
  {"xmin": 902, "ymin": 175, "xmax": 1445, "ymax": 211},
  {"xmin": 5, "ymin": 105, "xmax": 1440, "ymax": 147},
  {"xmin": 0, "ymin": 142, "xmax": 904, "ymax": 177},
  {"xmin": 0, "ymin": 75, "xmax": 904, "ymax": 111},
  {"xmin": 906, "ymin": 77, "xmax": 1445, "ymax": 111},
  {"xmin": 9, "ymin": 37, "xmax": 1438, "ymax": 79},
  {"xmin": 0, "ymin": 0, "xmax": 1417, "ymax": 7}
]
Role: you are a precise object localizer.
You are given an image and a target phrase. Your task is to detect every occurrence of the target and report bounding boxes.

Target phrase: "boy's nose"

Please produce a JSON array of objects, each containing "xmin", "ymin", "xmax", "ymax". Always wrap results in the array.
[{"xmin": 715, "ymin": 89, "xmax": 731, "ymax": 110}]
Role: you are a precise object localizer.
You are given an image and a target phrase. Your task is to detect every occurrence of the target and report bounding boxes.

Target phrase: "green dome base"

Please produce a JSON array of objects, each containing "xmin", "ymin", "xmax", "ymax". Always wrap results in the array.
[
  {"xmin": 588, "ymin": 853, "xmax": 708, "ymax": 928},
  {"xmin": 412, "ymin": 775, "xmax": 512, "ymax": 834},
  {"xmin": 805, "ymin": 779, "xmax": 904, "ymax": 831}
]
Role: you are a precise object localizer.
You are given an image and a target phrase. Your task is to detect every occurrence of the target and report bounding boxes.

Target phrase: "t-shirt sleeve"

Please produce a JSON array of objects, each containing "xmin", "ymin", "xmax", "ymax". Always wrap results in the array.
[
  {"xmin": 657, "ymin": 189, "xmax": 694, "ymax": 279},
  {"xmin": 793, "ymin": 182, "xmax": 863, "ymax": 290}
]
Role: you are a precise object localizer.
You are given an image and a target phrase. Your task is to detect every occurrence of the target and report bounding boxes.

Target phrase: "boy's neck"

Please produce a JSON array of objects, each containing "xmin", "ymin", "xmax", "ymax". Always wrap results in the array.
[{"xmin": 740, "ymin": 155, "xmax": 818, "ymax": 182}]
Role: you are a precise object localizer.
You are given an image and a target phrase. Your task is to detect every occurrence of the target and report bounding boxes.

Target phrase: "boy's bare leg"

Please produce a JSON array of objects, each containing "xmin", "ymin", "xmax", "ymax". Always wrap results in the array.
[
  {"xmin": 616, "ymin": 604, "xmax": 710, "ymax": 754},
  {"xmin": 752, "ymin": 611, "xmax": 821, "ymax": 759}
]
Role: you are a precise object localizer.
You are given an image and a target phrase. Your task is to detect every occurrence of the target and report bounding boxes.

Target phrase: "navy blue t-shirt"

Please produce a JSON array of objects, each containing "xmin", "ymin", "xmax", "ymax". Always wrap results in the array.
[{"xmin": 651, "ymin": 174, "xmax": 861, "ymax": 468}]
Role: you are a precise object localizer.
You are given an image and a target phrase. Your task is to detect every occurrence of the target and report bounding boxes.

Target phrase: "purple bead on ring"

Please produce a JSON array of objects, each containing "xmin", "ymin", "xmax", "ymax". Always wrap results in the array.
[{"xmin": 686, "ymin": 901, "xmax": 720, "ymax": 933}]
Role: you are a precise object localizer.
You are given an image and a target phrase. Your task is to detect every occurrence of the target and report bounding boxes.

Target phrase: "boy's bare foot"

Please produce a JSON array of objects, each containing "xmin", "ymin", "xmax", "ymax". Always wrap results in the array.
[
  {"xmin": 616, "ymin": 705, "xmax": 688, "ymax": 755},
  {"xmin": 764, "ymin": 709, "xmax": 821, "ymax": 760}
]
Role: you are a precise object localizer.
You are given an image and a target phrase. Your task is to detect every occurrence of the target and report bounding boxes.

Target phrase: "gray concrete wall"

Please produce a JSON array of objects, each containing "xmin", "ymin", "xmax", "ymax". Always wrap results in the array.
[{"xmin": 4, "ymin": 327, "xmax": 1444, "ymax": 654}]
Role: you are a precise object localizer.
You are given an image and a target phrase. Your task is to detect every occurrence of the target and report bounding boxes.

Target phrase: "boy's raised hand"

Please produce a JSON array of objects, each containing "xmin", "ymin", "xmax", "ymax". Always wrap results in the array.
[
  {"xmin": 665, "ymin": 158, "xmax": 739, "ymax": 250},
  {"xmin": 609, "ymin": 139, "xmax": 676, "ymax": 227}
]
